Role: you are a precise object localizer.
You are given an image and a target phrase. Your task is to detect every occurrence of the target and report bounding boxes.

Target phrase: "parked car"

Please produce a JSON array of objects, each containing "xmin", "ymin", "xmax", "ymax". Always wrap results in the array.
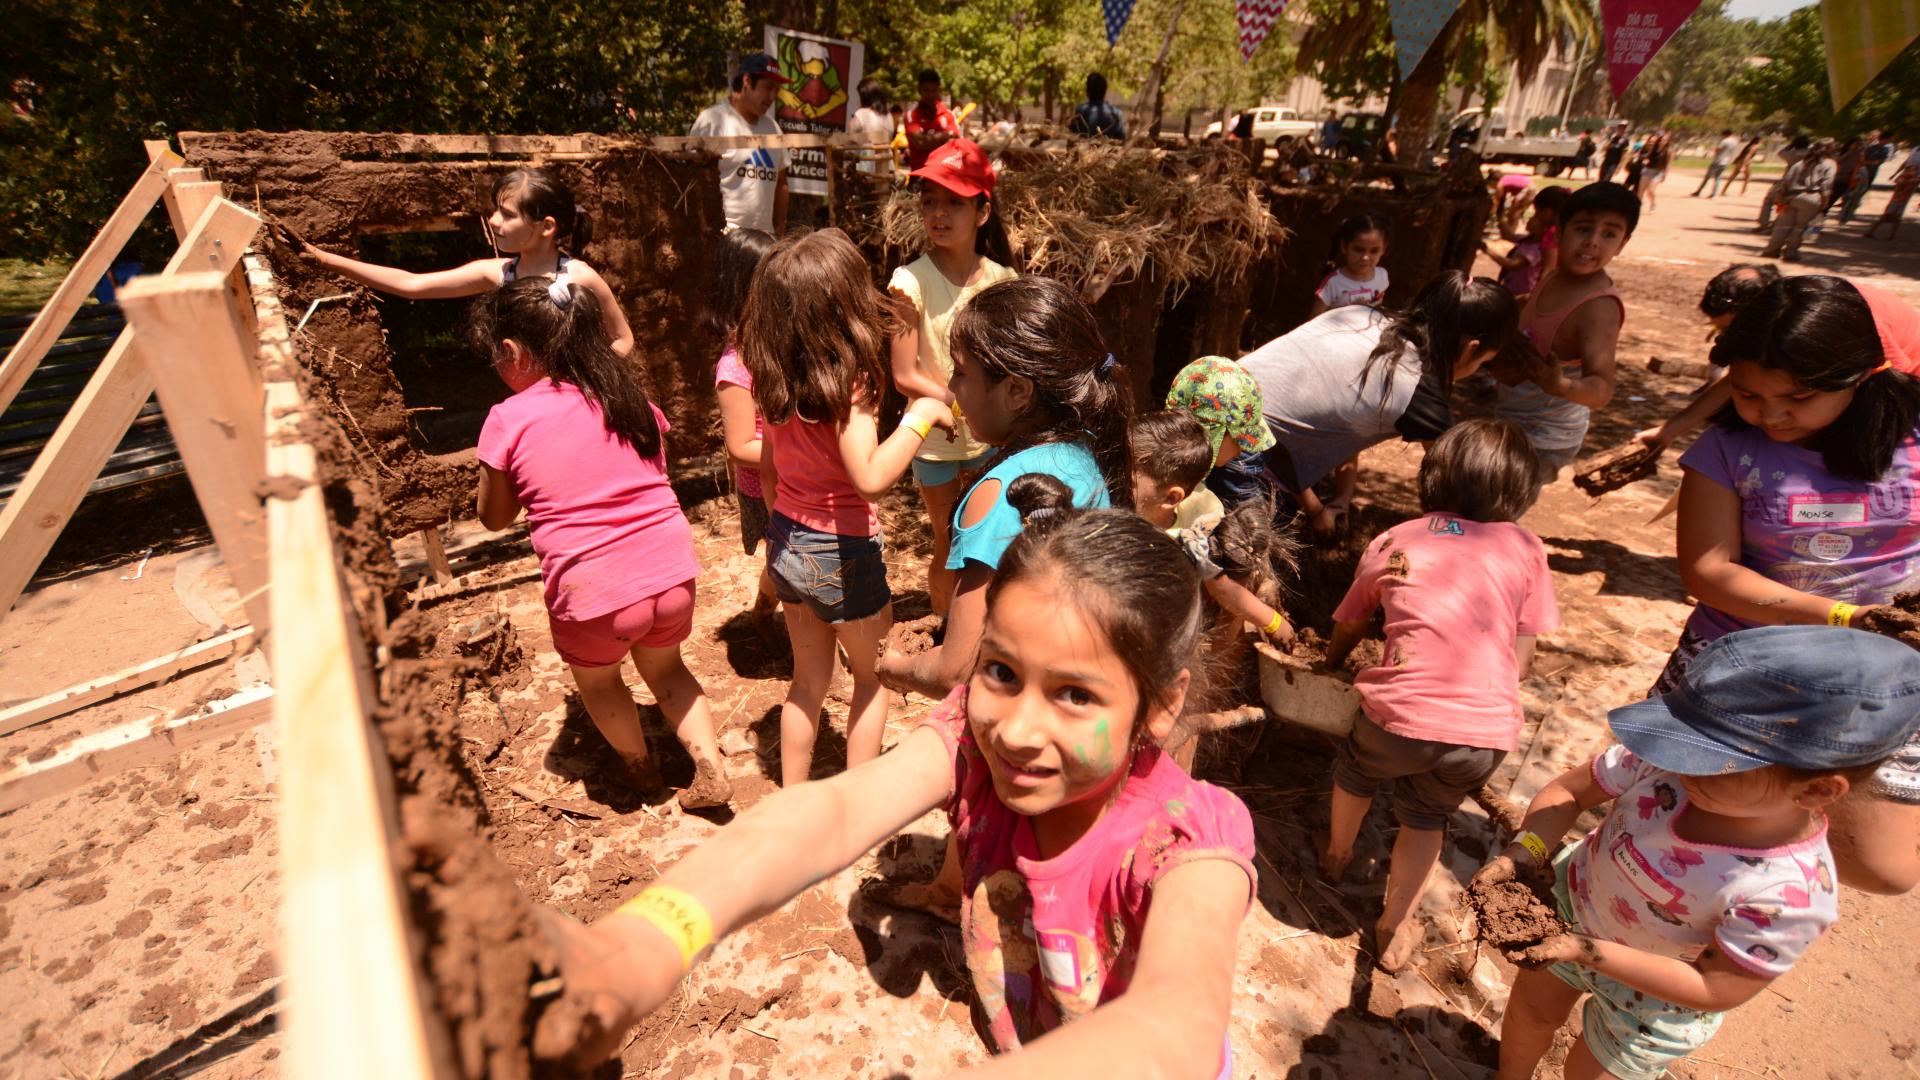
[
  {"xmin": 1202, "ymin": 105, "xmax": 1320, "ymax": 143},
  {"xmin": 1446, "ymin": 107, "xmax": 1583, "ymax": 175},
  {"xmin": 1332, "ymin": 112, "xmax": 1389, "ymax": 159}
]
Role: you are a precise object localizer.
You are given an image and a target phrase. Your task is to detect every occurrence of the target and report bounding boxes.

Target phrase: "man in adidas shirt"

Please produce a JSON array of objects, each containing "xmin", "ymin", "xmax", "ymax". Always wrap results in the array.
[{"xmin": 690, "ymin": 52, "xmax": 790, "ymax": 234}]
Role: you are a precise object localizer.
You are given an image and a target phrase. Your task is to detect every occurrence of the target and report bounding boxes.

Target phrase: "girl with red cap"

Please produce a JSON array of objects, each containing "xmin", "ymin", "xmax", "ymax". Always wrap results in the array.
[{"xmin": 888, "ymin": 138, "xmax": 1020, "ymax": 617}]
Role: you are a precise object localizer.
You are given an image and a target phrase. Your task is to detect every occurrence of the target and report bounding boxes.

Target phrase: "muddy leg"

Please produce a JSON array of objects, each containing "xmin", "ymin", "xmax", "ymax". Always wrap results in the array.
[
  {"xmin": 780, "ymin": 603, "xmax": 839, "ymax": 787},
  {"xmin": 1375, "ymin": 825, "xmax": 1444, "ymax": 973},
  {"xmin": 1497, "ymin": 965, "xmax": 1582, "ymax": 1080},
  {"xmin": 833, "ymin": 603, "xmax": 894, "ymax": 770},
  {"xmin": 865, "ymin": 830, "xmax": 964, "ymax": 925},
  {"xmin": 630, "ymin": 644, "xmax": 732, "ymax": 809},
  {"xmin": 1321, "ymin": 783, "xmax": 1372, "ymax": 881},
  {"xmin": 570, "ymin": 661, "xmax": 659, "ymax": 791},
  {"xmin": 1559, "ymin": 1035, "xmax": 1620, "ymax": 1080},
  {"xmin": 920, "ymin": 478, "xmax": 963, "ymax": 617}
]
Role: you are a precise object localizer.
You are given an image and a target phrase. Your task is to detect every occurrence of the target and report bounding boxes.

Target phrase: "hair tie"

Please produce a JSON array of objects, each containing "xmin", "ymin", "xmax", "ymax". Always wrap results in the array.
[
  {"xmin": 1098, "ymin": 353, "xmax": 1117, "ymax": 379},
  {"xmin": 1869, "ymin": 359, "xmax": 1895, "ymax": 377},
  {"xmin": 547, "ymin": 277, "xmax": 573, "ymax": 309}
]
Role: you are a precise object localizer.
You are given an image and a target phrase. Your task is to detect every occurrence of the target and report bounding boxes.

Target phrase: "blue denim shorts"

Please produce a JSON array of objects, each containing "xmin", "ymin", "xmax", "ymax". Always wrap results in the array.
[{"xmin": 765, "ymin": 512, "xmax": 891, "ymax": 624}]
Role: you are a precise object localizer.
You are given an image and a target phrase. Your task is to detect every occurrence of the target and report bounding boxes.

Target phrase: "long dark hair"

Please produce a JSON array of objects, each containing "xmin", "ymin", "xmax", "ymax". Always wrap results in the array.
[
  {"xmin": 738, "ymin": 228, "xmax": 897, "ymax": 426},
  {"xmin": 951, "ymin": 276, "xmax": 1135, "ymax": 508},
  {"xmin": 704, "ymin": 228, "xmax": 776, "ymax": 343},
  {"xmin": 493, "ymin": 168, "xmax": 591, "ymax": 253},
  {"xmin": 1326, "ymin": 212, "xmax": 1387, "ymax": 274},
  {"xmin": 470, "ymin": 279, "xmax": 659, "ymax": 457},
  {"xmin": 1361, "ymin": 271, "xmax": 1517, "ymax": 399},
  {"xmin": 990, "ymin": 498, "xmax": 1205, "ymax": 731},
  {"xmin": 1709, "ymin": 275, "xmax": 1920, "ymax": 481}
]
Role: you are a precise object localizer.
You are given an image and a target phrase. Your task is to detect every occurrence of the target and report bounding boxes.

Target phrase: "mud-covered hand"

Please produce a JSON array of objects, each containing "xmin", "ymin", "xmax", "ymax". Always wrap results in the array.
[
  {"xmin": 1470, "ymin": 853, "xmax": 1519, "ymax": 890},
  {"xmin": 1633, "ymin": 425, "xmax": 1675, "ymax": 451},
  {"xmin": 531, "ymin": 908, "xmax": 684, "ymax": 1071},
  {"xmin": 1511, "ymin": 934, "xmax": 1590, "ymax": 970},
  {"xmin": 904, "ymin": 396, "xmax": 958, "ymax": 436},
  {"xmin": 268, "ymin": 220, "xmax": 318, "ymax": 258}
]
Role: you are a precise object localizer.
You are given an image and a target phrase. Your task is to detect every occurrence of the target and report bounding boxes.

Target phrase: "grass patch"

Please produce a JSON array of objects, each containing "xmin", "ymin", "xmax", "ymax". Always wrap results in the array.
[
  {"xmin": 0, "ymin": 258, "xmax": 72, "ymax": 317},
  {"xmin": 1672, "ymin": 154, "xmax": 1783, "ymax": 178}
]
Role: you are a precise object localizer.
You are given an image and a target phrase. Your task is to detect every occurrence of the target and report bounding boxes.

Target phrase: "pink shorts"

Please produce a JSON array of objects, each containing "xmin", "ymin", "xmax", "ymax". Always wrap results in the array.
[{"xmin": 547, "ymin": 579, "xmax": 697, "ymax": 668}]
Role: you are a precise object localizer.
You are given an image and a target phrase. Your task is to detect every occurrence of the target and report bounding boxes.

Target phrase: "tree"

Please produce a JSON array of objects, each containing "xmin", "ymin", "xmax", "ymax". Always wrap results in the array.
[
  {"xmin": 0, "ymin": 0, "xmax": 744, "ymax": 261},
  {"xmin": 1293, "ymin": 0, "xmax": 1597, "ymax": 164},
  {"xmin": 1612, "ymin": 0, "xmax": 1764, "ymax": 128},
  {"xmin": 1730, "ymin": 5, "xmax": 1920, "ymax": 138}
]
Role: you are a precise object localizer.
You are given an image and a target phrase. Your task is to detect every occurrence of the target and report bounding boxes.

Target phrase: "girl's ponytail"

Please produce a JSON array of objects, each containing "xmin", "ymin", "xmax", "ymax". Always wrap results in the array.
[
  {"xmin": 1083, "ymin": 354, "xmax": 1137, "ymax": 510},
  {"xmin": 1364, "ymin": 270, "xmax": 1516, "ymax": 398},
  {"xmin": 470, "ymin": 278, "xmax": 660, "ymax": 458}
]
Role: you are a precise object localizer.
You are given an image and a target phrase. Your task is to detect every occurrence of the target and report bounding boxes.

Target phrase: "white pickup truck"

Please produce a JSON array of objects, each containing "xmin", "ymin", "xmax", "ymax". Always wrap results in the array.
[
  {"xmin": 1446, "ymin": 107, "xmax": 1584, "ymax": 175},
  {"xmin": 1202, "ymin": 105, "xmax": 1322, "ymax": 143}
]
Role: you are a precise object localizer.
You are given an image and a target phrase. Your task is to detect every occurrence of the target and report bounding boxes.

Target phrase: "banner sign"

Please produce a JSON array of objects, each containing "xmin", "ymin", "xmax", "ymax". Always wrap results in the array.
[
  {"xmin": 1236, "ymin": 0, "xmax": 1288, "ymax": 61},
  {"xmin": 1600, "ymin": 0, "xmax": 1703, "ymax": 100},
  {"xmin": 765, "ymin": 25, "xmax": 866, "ymax": 197},
  {"xmin": 1821, "ymin": 0, "xmax": 1920, "ymax": 111},
  {"xmin": 1389, "ymin": 0, "xmax": 1464, "ymax": 79},
  {"xmin": 1103, "ymin": 0, "xmax": 1138, "ymax": 46}
]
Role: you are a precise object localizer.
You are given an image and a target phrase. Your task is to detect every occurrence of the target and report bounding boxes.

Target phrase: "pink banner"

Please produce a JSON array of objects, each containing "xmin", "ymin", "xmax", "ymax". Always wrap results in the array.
[{"xmin": 1601, "ymin": 0, "xmax": 1703, "ymax": 99}]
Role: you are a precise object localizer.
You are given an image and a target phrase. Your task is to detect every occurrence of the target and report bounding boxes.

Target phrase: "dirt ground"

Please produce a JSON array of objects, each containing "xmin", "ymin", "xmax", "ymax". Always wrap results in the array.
[{"xmin": 3, "ymin": 162, "xmax": 1918, "ymax": 1078}]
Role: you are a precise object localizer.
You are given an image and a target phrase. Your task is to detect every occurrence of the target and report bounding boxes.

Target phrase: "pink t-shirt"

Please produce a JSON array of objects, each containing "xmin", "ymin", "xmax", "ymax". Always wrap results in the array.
[
  {"xmin": 477, "ymin": 380, "xmax": 698, "ymax": 621},
  {"xmin": 1333, "ymin": 512, "xmax": 1560, "ymax": 751},
  {"xmin": 766, "ymin": 413, "xmax": 879, "ymax": 536},
  {"xmin": 713, "ymin": 347, "xmax": 763, "ymax": 500},
  {"xmin": 920, "ymin": 685, "xmax": 1256, "ymax": 1053}
]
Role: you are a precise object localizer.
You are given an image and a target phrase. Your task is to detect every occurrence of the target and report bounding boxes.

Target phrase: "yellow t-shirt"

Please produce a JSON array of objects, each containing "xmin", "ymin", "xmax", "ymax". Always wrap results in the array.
[
  {"xmin": 1172, "ymin": 486, "xmax": 1225, "ymax": 532},
  {"xmin": 889, "ymin": 254, "xmax": 1017, "ymax": 462}
]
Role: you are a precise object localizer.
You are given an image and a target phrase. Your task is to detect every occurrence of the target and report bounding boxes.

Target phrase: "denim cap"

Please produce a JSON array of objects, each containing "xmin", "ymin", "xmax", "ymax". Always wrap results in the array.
[{"xmin": 1608, "ymin": 625, "xmax": 1920, "ymax": 775}]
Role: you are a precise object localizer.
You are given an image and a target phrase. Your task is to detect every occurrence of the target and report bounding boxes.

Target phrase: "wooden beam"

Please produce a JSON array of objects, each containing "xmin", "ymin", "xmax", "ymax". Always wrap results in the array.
[
  {"xmin": 0, "ymin": 150, "xmax": 181, "ymax": 415},
  {"xmin": 0, "ymin": 627, "xmax": 253, "ymax": 736},
  {"xmin": 117, "ymin": 271, "xmax": 271, "ymax": 635},
  {"xmin": 0, "ymin": 197, "xmax": 262, "ymax": 621},
  {"xmin": 253, "ymin": 255, "xmax": 448, "ymax": 1079},
  {"xmin": 0, "ymin": 684, "xmax": 273, "ymax": 814},
  {"xmin": 418, "ymin": 529, "xmax": 454, "ymax": 584}
]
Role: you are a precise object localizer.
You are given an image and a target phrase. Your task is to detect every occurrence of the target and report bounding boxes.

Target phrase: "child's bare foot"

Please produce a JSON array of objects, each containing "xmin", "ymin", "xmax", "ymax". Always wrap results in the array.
[
  {"xmin": 860, "ymin": 877, "xmax": 963, "ymax": 926},
  {"xmin": 1318, "ymin": 841, "xmax": 1354, "ymax": 883},
  {"xmin": 619, "ymin": 752, "xmax": 664, "ymax": 796},
  {"xmin": 1374, "ymin": 916, "xmax": 1423, "ymax": 974},
  {"xmin": 677, "ymin": 758, "xmax": 733, "ymax": 810}
]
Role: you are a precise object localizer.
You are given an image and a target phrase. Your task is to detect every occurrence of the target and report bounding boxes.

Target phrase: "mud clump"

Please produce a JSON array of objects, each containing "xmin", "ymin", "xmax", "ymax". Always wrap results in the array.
[
  {"xmin": 883, "ymin": 614, "xmax": 942, "ymax": 660},
  {"xmin": 1572, "ymin": 440, "xmax": 1662, "ymax": 497},
  {"xmin": 1470, "ymin": 872, "xmax": 1569, "ymax": 956},
  {"xmin": 1859, "ymin": 590, "xmax": 1920, "ymax": 653}
]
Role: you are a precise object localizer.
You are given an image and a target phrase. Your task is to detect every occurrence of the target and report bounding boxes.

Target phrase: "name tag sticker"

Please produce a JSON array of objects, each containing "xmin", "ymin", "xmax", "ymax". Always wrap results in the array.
[{"xmin": 1789, "ymin": 493, "xmax": 1867, "ymax": 526}]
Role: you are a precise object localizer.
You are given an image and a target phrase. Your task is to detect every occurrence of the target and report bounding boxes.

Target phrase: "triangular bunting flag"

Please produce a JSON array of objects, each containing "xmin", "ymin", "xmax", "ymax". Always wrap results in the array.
[
  {"xmin": 1237, "ymin": 0, "xmax": 1288, "ymax": 62},
  {"xmin": 1389, "ymin": 0, "xmax": 1464, "ymax": 79},
  {"xmin": 1821, "ymin": 0, "xmax": 1920, "ymax": 111},
  {"xmin": 1601, "ymin": 0, "xmax": 1705, "ymax": 99},
  {"xmin": 1102, "ymin": 0, "xmax": 1138, "ymax": 47}
]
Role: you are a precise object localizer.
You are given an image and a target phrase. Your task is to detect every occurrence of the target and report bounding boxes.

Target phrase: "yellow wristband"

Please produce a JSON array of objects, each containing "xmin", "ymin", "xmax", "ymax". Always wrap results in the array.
[
  {"xmin": 1517, "ymin": 831, "xmax": 1550, "ymax": 865},
  {"xmin": 904, "ymin": 415, "xmax": 932, "ymax": 439},
  {"xmin": 1828, "ymin": 602, "xmax": 1858, "ymax": 628},
  {"xmin": 615, "ymin": 886, "xmax": 713, "ymax": 971},
  {"xmin": 1262, "ymin": 610, "xmax": 1287, "ymax": 637}
]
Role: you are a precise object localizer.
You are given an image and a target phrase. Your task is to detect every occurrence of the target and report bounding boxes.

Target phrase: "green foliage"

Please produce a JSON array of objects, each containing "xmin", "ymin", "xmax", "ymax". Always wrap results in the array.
[
  {"xmin": 1615, "ymin": 0, "xmax": 1763, "ymax": 128},
  {"xmin": 1730, "ymin": 5, "xmax": 1920, "ymax": 137},
  {"xmin": 0, "ymin": 0, "xmax": 745, "ymax": 261}
]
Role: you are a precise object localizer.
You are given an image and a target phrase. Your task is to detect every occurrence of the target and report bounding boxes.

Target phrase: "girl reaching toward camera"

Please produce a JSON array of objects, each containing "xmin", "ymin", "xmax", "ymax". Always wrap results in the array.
[
  {"xmin": 472, "ymin": 278, "xmax": 729, "ymax": 809},
  {"xmin": 534, "ymin": 501, "xmax": 1256, "ymax": 1079},
  {"xmin": 285, "ymin": 167, "xmax": 634, "ymax": 354}
]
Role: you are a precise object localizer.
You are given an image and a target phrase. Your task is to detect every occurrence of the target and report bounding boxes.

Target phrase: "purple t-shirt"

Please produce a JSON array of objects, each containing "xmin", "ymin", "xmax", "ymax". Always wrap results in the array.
[
  {"xmin": 919, "ymin": 685, "xmax": 1256, "ymax": 1054},
  {"xmin": 1680, "ymin": 421, "xmax": 1920, "ymax": 642},
  {"xmin": 477, "ymin": 380, "xmax": 698, "ymax": 621}
]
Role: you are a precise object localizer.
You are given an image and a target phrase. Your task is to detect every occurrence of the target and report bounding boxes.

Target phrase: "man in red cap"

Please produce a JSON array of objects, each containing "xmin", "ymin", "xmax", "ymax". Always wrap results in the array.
[
  {"xmin": 904, "ymin": 68, "xmax": 960, "ymax": 170},
  {"xmin": 689, "ymin": 52, "xmax": 791, "ymax": 234}
]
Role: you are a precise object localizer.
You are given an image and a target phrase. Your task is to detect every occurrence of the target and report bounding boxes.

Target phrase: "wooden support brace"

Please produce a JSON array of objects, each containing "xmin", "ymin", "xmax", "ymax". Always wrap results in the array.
[
  {"xmin": 117, "ymin": 270, "xmax": 272, "ymax": 635},
  {"xmin": 419, "ymin": 528, "xmax": 454, "ymax": 584},
  {"xmin": 0, "ymin": 626, "xmax": 253, "ymax": 737},
  {"xmin": 0, "ymin": 684, "xmax": 274, "ymax": 814},
  {"xmin": 0, "ymin": 149, "xmax": 182, "ymax": 415},
  {"xmin": 0, "ymin": 197, "xmax": 262, "ymax": 622},
  {"xmin": 254, "ymin": 257, "xmax": 448, "ymax": 1078}
]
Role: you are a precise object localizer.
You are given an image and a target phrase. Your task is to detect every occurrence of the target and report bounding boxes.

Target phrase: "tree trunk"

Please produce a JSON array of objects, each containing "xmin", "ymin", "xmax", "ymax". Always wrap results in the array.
[
  {"xmin": 1130, "ymin": 0, "xmax": 1188, "ymax": 126},
  {"xmin": 1390, "ymin": 46, "xmax": 1450, "ymax": 169}
]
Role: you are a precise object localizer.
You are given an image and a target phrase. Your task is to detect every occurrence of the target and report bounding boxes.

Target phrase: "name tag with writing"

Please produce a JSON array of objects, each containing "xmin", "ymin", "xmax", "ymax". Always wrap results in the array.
[{"xmin": 1789, "ymin": 493, "xmax": 1867, "ymax": 526}]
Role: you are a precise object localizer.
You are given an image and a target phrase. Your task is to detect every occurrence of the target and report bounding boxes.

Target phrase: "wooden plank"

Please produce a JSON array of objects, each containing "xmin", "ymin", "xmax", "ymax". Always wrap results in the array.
[
  {"xmin": 0, "ymin": 684, "xmax": 274, "ymax": 814},
  {"xmin": 161, "ymin": 168, "xmax": 207, "ymax": 239},
  {"xmin": 254, "ymin": 253, "xmax": 449, "ymax": 1078},
  {"xmin": 0, "ymin": 150, "xmax": 181, "ymax": 416},
  {"xmin": 117, "ymin": 270, "xmax": 270, "ymax": 635},
  {"xmin": 0, "ymin": 627, "xmax": 253, "ymax": 736},
  {"xmin": 0, "ymin": 198, "xmax": 262, "ymax": 620},
  {"xmin": 418, "ymin": 529, "xmax": 454, "ymax": 584}
]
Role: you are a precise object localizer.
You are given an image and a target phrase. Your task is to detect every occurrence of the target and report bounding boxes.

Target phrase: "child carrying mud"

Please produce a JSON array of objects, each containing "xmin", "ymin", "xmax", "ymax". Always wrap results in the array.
[
  {"xmin": 1318, "ymin": 420, "xmax": 1558, "ymax": 972},
  {"xmin": 535, "ymin": 500, "xmax": 1256, "ymax": 1076}
]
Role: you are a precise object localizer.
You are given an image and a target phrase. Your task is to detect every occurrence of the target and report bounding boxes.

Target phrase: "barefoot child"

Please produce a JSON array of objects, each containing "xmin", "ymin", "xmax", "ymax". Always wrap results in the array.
[
  {"xmin": 708, "ymin": 228, "xmax": 779, "ymax": 617},
  {"xmin": 1481, "ymin": 626, "xmax": 1920, "ymax": 1080},
  {"xmin": 1307, "ymin": 213, "xmax": 1390, "ymax": 319},
  {"xmin": 1320, "ymin": 419, "xmax": 1558, "ymax": 972},
  {"xmin": 1495, "ymin": 181, "xmax": 1637, "ymax": 483},
  {"xmin": 535, "ymin": 503, "xmax": 1257, "ymax": 1075},
  {"xmin": 286, "ymin": 167, "xmax": 634, "ymax": 354},
  {"xmin": 888, "ymin": 138, "xmax": 1020, "ymax": 617},
  {"xmin": 738, "ymin": 229, "xmax": 955, "ymax": 786},
  {"xmin": 472, "ymin": 279, "xmax": 730, "ymax": 808}
]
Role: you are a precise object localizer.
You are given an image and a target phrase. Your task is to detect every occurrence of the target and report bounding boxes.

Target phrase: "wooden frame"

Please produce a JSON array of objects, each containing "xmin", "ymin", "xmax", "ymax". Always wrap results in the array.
[
  {"xmin": 250, "ymin": 254, "xmax": 449, "ymax": 1079},
  {"xmin": 179, "ymin": 130, "xmax": 888, "ymax": 159},
  {"xmin": 0, "ymin": 625, "xmax": 252, "ymax": 736}
]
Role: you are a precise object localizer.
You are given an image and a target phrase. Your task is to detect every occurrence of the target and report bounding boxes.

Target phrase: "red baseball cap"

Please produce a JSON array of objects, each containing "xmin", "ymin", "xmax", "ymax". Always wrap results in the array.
[{"xmin": 911, "ymin": 139, "xmax": 995, "ymax": 198}]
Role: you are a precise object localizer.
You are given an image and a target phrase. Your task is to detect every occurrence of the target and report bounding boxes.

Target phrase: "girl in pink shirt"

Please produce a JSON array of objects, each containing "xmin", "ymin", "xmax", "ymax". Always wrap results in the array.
[
  {"xmin": 1319, "ymin": 419, "xmax": 1560, "ymax": 971},
  {"xmin": 474, "ymin": 279, "xmax": 730, "ymax": 810},
  {"xmin": 708, "ymin": 227, "xmax": 779, "ymax": 617},
  {"xmin": 736, "ymin": 229, "xmax": 956, "ymax": 786},
  {"xmin": 534, "ymin": 497, "xmax": 1256, "ymax": 1076}
]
